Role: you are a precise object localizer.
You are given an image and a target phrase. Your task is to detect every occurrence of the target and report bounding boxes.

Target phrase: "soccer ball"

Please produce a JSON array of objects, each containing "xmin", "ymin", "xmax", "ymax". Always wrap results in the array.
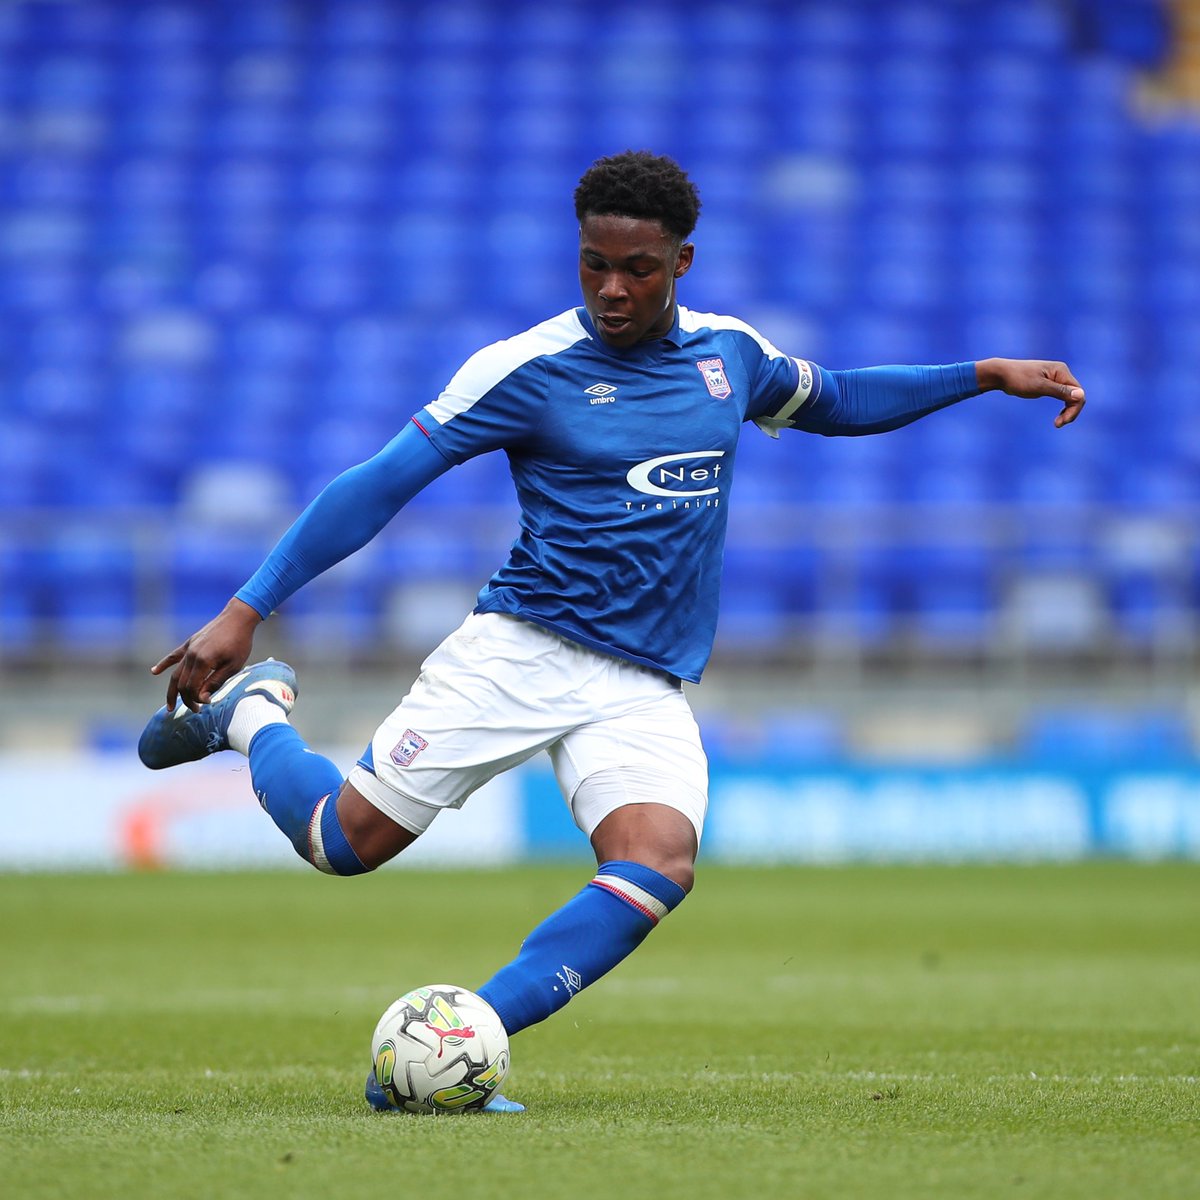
[{"xmin": 370, "ymin": 984, "xmax": 510, "ymax": 1114}]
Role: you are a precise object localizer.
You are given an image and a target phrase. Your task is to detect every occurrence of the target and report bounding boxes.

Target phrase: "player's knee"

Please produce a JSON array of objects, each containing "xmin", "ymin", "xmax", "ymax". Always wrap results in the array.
[
  {"xmin": 628, "ymin": 842, "xmax": 695, "ymax": 894},
  {"xmin": 664, "ymin": 856, "xmax": 695, "ymax": 895},
  {"xmin": 595, "ymin": 846, "xmax": 694, "ymax": 894},
  {"xmin": 625, "ymin": 849, "xmax": 694, "ymax": 901},
  {"xmin": 589, "ymin": 799, "xmax": 699, "ymax": 893}
]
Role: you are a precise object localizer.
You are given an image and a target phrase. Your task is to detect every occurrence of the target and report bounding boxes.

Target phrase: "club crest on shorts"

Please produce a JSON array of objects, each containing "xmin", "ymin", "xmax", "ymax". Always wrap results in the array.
[
  {"xmin": 696, "ymin": 357, "xmax": 732, "ymax": 399},
  {"xmin": 389, "ymin": 728, "xmax": 429, "ymax": 768}
]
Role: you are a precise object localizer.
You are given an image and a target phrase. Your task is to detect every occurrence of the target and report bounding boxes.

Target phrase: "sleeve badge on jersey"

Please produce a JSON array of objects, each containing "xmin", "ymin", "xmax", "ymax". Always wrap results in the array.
[
  {"xmin": 696, "ymin": 357, "xmax": 732, "ymax": 399},
  {"xmin": 389, "ymin": 729, "xmax": 429, "ymax": 767},
  {"xmin": 796, "ymin": 358, "xmax": 813, "ymax": 394}
]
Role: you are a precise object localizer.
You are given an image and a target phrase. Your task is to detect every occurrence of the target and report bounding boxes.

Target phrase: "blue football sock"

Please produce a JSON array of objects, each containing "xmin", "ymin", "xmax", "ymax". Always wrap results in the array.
[
  {"xmin": 247, "ymin": 724, "xmax": 367, "ymax": 876},
  {"xmin": 477, "ymin": 860, "xmax": 687, "ymax": 1036}
]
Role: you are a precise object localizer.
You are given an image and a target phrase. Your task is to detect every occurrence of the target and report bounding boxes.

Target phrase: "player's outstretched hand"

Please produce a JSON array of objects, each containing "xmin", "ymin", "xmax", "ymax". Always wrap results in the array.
[
  {"xmin": 150, "ymin": 598, "xmax": 263, "ymax": 712},
  {"xmin": 976, "ymin": 358, "xmax": 1086, "ymax": 428}
]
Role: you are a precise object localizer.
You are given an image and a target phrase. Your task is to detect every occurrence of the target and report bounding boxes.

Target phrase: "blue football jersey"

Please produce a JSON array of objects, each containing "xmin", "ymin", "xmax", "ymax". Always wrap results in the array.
[{"xmin": 415, "ymin": 305, "xmax": 811, "ymax": 683}]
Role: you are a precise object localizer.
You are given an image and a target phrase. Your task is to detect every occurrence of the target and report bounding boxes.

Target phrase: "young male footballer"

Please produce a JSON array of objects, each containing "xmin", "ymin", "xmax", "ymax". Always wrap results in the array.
[{"xmin": 139, "ymin": 151, "xmax": 1086, "ymax": 1113}]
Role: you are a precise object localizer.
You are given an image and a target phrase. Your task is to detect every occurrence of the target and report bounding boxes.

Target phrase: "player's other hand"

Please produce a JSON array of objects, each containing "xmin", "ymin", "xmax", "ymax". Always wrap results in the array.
[
  {"xmin": 150, "ymin": 597, "xmax": 263, "ymax": 712},
  {"xmin": 976, "ymin": 358, "xmax": 1086, "ymax": 428}
]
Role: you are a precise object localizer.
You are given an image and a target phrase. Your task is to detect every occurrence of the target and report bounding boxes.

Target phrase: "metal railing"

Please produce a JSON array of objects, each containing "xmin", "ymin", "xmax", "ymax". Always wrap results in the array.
[{"xmin": 1, "ymin": 502, "xmax": 1197, "ymax": 680}]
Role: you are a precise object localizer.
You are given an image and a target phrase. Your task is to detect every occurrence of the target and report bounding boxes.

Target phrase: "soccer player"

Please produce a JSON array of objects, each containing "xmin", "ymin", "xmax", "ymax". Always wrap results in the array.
[{"xmin": 138, "ymin": 151, "xmax": 1085, "ymax": 1113}]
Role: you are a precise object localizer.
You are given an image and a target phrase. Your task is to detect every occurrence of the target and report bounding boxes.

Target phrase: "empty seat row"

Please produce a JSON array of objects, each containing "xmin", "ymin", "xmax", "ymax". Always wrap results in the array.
[{"xmin": 0, "ymin": 0, "xmax": 1192, "ymax": 655}]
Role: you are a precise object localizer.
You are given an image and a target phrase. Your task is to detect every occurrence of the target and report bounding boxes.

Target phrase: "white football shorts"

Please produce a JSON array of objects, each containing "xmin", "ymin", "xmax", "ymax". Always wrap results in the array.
[{"xmin": 347, "ymin": 612, "xmax": 708, "ymax": 842}]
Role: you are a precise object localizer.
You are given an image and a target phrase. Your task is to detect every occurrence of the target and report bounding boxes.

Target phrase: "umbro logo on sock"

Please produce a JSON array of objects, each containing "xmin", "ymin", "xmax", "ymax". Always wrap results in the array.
[{"xmin": 556, "ymin": 965, "xmax": 582, "ymax": 994}]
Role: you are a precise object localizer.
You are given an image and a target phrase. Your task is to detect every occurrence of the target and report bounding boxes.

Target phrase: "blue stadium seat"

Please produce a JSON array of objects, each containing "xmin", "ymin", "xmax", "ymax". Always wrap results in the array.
[
  {"xmin": 28, "ymin": 314, "xmax": 106, "ymax": 364},
  {"xmin": 702, "ymin": 708, "xmax": 847, "ymax": 764},
  {"xmin": 866, "ymin": 101, "xmax": 955, "ymax": 158},
  {"xmin": 165, "ymin": 526, "xmax": 275, "ymax": 634},
  {"xmin": 413, "ymin": 2, "xmax": 494, "ymax": 48},
  {"xmin": 788, "ymin": 6, "xmax": 871, "ymax": 54},
  {"xmin": 203, "ymin": 159, "xmax": 287, "ymax": 212},
  {"xmin": 1109, "ymin": 576, "xmax": 1192, "ymax": 646},
  {"xmin": 980, "ymin": 0, "xmax": 1069, "ymax": 53},
  {"xmin": 0, "ymin": 254, "xmax": 88, "ymax": 317},
  {"xmin": 310, "ymin": 55, "xmax": 400, "ymax": 106},
  {"xmin": 882, "ymin": 3, "xmax": 963, "ymax": 53},
  {"xmin": 902, "ymin": 544, "xmax": 997, "ymax": 646},
  {"xmin": 319, "ymin": 2, "xmax": 404, "ymax": 49},
  {"xmin": 715, "ymin": 580, "xmax": 795, "ymax": 649},
  {"xmin": 1077, "ymin": 0, "xmax": 1171, "ymax": 65},
  {"xmin": 0, "ymin": 539, "xmax": 41, "ymax": 653},
  {"xmin": 28, "ymin": 0, "xmax": 119, "ymax": 47},
  {"xmin": 120, "ymin": 3, "xmax": 207, "ymax": 50},
  {"xmin": 221, "ymin": 3, "xmax": 306, "ymax": 51},
  {"xmin": 299, "ymin": 158, "xmax": 385, "ymax": 210},
  {"xmin": 0, "ymin": 420, "xmax": 53, "ymax": 507},
  {"xmin": 14, "ymin": 365, "xmax": 105, "ymax": 436},
  {"xmin": 274, "ymin": 546, "xmax": 385, "ymax": 652},
  {"xmin": 43, "ymin": 528, "xmax": 139, "ymax": 654}
]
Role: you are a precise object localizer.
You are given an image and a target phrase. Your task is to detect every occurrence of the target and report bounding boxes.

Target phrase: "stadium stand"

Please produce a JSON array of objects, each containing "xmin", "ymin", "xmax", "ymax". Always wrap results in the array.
[{"xmin": 0, "ymin": 0, "xmax": 1196, "ymax": 732}]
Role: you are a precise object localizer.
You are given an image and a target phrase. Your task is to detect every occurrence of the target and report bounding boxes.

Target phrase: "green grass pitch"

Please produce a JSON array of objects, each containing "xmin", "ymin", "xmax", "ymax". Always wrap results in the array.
[{"xmin": 2, "ymin": 863, "xmax": 1197, "ymax": 1199}]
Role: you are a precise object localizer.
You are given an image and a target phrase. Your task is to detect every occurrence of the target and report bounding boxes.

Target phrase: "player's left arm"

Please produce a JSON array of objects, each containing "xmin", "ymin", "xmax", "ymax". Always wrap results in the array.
[{"xmin": 760, "ymin": 359, "xmax": 1085, "ymax": 437}]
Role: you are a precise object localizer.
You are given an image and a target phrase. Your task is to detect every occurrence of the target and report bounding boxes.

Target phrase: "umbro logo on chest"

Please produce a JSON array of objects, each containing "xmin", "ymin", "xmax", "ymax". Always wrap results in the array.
[{"xmin": 585, "ymin": 382, "xmax": 617, "ymax": 405}]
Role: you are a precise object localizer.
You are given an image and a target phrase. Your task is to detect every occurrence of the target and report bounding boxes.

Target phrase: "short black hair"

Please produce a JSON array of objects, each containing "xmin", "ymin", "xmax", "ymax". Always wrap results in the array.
[{"xmin": 574, "ymin": 151, "xmax": 701, "ymax": 243}]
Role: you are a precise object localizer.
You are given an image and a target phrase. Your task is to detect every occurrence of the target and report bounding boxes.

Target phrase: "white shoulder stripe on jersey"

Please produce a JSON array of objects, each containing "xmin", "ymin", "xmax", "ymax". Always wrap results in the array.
[
  {"xmin": 678, "ymin": 306, "xmax": 791, "ymax": 360},
  {"xmin": 677, "ymin": 309, "xmax": 817, "ymax": 439},
  {"xmin": 424, "ymin": 308, "xmax": 589, "ymax": 427}
]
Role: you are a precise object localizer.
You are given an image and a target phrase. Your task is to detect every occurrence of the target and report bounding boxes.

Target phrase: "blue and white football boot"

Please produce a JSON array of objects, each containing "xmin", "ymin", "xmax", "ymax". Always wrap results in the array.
[
  {"xmin": 364, "ymin": 1066, "xmax": 525, "ymax": 1115},
  {"xmin": 137, "ymin": 659, "xmax": 297, "ymax": 770}
]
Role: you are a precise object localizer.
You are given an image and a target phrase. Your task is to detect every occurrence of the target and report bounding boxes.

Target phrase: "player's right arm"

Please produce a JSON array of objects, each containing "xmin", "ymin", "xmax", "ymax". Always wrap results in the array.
[
  {"xmin": 156, "ymin": 317, "xmax": 558, "ymax": 710},
  {"xmin": 152, "ymin": 422, "xmax": 451, "ymax": 711}
]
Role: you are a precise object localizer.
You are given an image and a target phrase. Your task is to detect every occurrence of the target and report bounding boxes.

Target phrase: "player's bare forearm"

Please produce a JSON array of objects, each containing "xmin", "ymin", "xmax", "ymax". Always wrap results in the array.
[
  {"xmin": 151, "ymin": 597, "xmax": 264, "ymax": 712},
  {"xmin": 975, "ymin": 358, "xmax": 1086, "ymax": 428}
]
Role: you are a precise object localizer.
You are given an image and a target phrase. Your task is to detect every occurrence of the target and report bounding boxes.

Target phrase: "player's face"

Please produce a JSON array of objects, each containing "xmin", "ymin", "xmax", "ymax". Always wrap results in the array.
[{"xmin": 578, "ymin": 213, "xmax": 694, "ymax": 348}]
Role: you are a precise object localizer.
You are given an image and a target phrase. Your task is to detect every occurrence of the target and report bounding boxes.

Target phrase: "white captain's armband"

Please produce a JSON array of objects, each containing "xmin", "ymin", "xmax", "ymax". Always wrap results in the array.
[{"xmin": 754, "ymin": 357, "xmax": 818, "ymax": 438}]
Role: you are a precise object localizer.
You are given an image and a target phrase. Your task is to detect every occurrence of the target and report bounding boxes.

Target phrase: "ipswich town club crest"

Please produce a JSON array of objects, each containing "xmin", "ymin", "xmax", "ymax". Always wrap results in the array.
[
  {"xmin": 696, "ymin": 357, "xmax": 732, "ymax": 399},
  {"xmin": 389, "ymin": 728, "xmax": 429, "ymax": 768}
]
